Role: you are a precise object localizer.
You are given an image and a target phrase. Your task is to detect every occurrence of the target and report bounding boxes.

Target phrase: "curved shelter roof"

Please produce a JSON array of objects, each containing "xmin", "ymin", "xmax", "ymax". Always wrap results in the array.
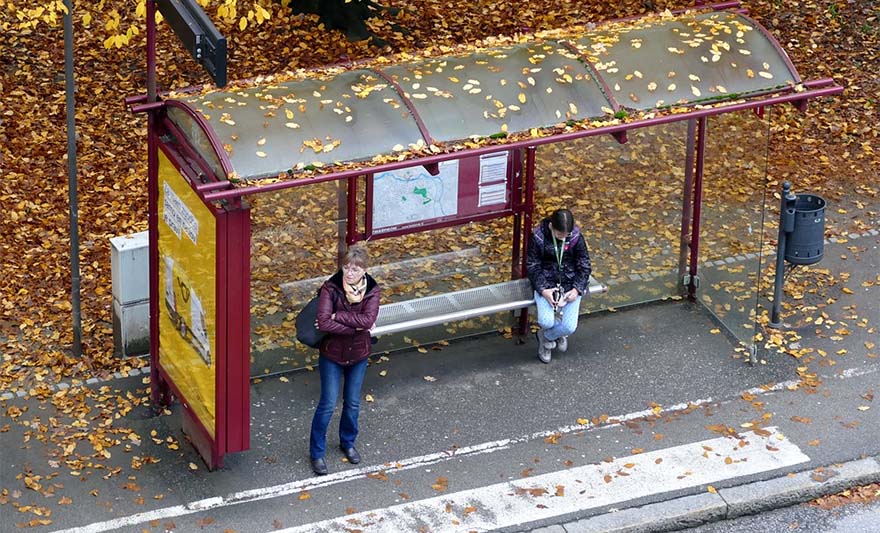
[{"xmin": 162, "ymin": 8, "xmax": 827, "ymax": 190}]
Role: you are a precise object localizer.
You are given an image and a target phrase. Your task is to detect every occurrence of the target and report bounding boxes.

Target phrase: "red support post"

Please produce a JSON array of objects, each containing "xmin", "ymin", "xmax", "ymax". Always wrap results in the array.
[
  {"xmin": 223, "ymin": 206, "xmax": 251, "ymax": 455},
  {"xmin": 687, "ymin": 117, "xmax": 708, "ymax": 299},
  {"xmin": 146, "ymin": 0, "xmax": 170, "ymax": 407},
  {"xmin": 678, "ymin": 119, "xmax": 697, "ymax": 285},
  {"xmin": 510, "ymin": 149, "xmax": 523, "ymax": 280},
  {"xmin": 518, "ymin": 147, "xmax": 537, "ymax": 335}
]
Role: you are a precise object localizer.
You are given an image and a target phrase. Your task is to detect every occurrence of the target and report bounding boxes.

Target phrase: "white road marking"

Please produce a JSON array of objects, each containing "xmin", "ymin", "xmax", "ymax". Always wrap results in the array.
[
  {"xmin": 50, "ymin": 385, "xmax": 800, "ymax": 533},
  {"xmin": 277, "ymin": 427, "xmax": 809, "ymax": 533}
]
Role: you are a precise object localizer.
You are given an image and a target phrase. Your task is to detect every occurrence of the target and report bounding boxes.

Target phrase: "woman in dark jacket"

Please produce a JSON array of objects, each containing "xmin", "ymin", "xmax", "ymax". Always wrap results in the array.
[
  {"xmin": 309, "ymin": 244, "xmax": 380, "ymax": 475},
  {"xmin": 526, "ymin": 208, "xmax": 592, "ymax": 364}
]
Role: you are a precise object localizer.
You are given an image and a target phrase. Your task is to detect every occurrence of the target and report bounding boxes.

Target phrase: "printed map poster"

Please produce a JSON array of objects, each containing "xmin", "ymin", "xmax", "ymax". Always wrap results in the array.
[
  {"xmin": 158, "ymin": 150, "xmax": 217, "ymax": 438},
  {"xmin": 372, "ymin": 160, "xmax": 460, "ymax": 233}
]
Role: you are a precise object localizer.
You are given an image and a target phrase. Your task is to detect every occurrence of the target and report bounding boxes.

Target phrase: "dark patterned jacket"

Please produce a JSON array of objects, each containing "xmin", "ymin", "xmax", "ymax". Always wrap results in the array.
[{"xmin": 526, "ymin": 218, "xmax": 592, "ymax": 295}]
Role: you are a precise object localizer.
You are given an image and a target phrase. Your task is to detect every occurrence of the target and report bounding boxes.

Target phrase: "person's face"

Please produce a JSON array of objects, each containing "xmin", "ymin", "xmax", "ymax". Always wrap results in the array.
[
  {"xmin": 342, "ymin": 263, "xmax": 365, "ymax": 284},
  {"xmin": 550, "ymin": 224, "xmax": 571, "ymax": 241}
]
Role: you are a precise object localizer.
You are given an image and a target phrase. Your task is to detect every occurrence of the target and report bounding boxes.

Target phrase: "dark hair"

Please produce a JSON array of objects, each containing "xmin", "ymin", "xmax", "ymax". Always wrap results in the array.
[{"xmin": 550, "ymin": 209, "xmax": 574, "ymax": 233}]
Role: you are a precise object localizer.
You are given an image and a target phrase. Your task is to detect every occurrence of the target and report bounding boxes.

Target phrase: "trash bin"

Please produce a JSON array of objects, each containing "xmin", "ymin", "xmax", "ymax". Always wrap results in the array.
[{"xmin": 784, "ymin": 193, "xmax": 826, "ymax": 265}]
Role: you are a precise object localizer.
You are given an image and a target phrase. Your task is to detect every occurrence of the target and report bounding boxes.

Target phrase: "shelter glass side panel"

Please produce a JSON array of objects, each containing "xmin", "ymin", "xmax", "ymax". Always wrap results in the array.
[
  {"xmin": 158, "ymin": 151, "xmax": 218, "ymax": 437},
  {"xmin": 248, "ymin": 178, "xmax": 519, "ymax": 374},
  {"xmin": 698, "ymin": 110, "xmax": 771, "ymax": 352},
  {"xmin": 535, "ymin": 122, "xmax": 689, "ymax": 312}
]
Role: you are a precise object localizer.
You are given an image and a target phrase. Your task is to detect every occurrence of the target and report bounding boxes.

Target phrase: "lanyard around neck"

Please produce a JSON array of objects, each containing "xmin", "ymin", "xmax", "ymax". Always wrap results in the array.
[{"xmin": 552, "ymin": 233, "xmax": 566, "ymax": 271}]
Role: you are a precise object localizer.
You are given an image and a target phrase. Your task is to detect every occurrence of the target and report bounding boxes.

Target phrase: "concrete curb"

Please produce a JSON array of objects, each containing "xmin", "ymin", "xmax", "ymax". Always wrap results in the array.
[{"xmin": 531, "ymin": 456, "xmax": 880, "ymax": 532}]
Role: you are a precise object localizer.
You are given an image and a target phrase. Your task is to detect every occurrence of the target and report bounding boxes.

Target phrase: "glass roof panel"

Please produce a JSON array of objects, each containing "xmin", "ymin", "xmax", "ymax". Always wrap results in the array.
[
  {"xmin": 167, "ymin": 10, "xmax": 805, "ymax": 182},
  {"xmin": 381, "ymin": 41, "xmax": 612, "ymax": 143},
  {"xmin": 178, "ymin": 69, "xmax": 425, "ymax": 180},
  {"xmin": 572, "ymin": 11, "xmax": 798, "ymax": 111},
  {"xmin": 166, "ymin": 106, "xmax": 226, "ymax": 180}
]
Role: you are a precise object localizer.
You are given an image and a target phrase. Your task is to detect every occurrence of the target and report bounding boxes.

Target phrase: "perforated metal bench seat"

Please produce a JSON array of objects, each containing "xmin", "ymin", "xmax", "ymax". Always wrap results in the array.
[{"xmin": 371, "ymin": 277, "xmax": 607, "ymax": 337}]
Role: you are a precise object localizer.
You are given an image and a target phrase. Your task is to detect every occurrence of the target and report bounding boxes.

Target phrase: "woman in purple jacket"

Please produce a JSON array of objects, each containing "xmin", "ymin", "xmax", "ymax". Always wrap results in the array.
[
  {"xmin": 526, "ymin": 209, "xmax": 592, "ymax": 364},
  {"xmin": 310, "ymin": 244, "xmax": 381, "ymax": 475}
]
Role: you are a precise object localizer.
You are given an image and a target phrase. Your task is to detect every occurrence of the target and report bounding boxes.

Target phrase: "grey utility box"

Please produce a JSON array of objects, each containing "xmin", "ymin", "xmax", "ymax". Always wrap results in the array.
[{"xmin": 111, "ymin": 231, "xmax": 150, "ymax": 356}]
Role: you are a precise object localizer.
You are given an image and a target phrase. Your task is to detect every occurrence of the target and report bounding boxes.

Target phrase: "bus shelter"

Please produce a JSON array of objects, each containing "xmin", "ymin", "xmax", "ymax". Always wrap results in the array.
[{"xmin": 129, "ymin": 5, "xmax": 841, "ymax": 468}]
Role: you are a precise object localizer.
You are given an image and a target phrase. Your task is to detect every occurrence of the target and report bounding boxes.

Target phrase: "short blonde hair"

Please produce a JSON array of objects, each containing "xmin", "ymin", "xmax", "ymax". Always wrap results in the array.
[{"xmin": 342, "ymin": 243, "xmax": 369, "ymax": 269}]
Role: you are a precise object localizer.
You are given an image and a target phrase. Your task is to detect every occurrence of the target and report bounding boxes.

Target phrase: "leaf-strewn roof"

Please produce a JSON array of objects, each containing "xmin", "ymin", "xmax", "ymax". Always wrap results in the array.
[{"xmin": 168, "ymin": 10, "xmax": 799, "ymax": 182}]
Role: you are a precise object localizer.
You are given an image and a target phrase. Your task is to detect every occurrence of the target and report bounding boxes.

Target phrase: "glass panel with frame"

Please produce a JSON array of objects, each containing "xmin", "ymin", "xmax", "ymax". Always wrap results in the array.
[
  {"xmin": 247, "ymin": 177, "xmax": 520, "ymax": 375},
  {"xmin": 697, "ymin": 109, "xmax": 771, "ymax": 357},
  {"xmin": 534, "ymin": 121, "xmax": 690, "ymax": 314}
]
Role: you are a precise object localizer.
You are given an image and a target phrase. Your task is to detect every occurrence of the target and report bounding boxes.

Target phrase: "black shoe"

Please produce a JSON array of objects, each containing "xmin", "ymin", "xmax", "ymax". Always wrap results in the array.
[
  {"xmin": 310, "ymin": 457, "xmax": 328, "ymax": 475},
  {"xmin": 340, "ymin": 445, "xmax": 361, "ymax": 464}
]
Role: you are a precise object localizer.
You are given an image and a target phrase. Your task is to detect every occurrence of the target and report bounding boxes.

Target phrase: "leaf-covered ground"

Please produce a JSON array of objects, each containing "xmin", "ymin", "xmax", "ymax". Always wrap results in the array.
[
  {"xmin": 1, "ymin": 0, "xmax": 877, "ymax": 398},
  {"xmin": 0, "ymin": 1, "xmax": 878, "ymax": 523}
]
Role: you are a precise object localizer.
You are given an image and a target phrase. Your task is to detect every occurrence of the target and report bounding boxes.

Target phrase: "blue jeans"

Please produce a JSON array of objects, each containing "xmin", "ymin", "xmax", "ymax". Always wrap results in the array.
[
  {"xmin": 534, "ymin": 291, "xmax": 582, "ymax": 342},
  {"xmin": 309, "ymin": 356, "xmax": 368, "ymax": 460}
]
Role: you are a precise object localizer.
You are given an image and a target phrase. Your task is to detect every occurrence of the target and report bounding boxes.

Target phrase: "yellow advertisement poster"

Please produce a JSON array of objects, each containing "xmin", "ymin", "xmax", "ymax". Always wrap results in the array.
[{"xmin": 158, "ymin": 151, "xmax": 217, "ymax": 437}]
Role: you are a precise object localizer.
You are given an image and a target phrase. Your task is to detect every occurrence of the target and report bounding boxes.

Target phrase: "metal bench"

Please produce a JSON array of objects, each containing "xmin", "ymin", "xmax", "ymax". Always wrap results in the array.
[{"xmin": 371, "ymin": 276, "xmax": 608, "ymax": 337}]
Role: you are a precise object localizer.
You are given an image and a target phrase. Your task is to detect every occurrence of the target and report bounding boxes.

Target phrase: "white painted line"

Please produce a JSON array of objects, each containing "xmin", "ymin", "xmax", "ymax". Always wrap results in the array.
[
  {"xmin": 277, "ymin": 427, "xmax": 808, "ymax": 533},
  {"xmin": 51, "ymin": 380, "xmax": 806, "ymax": 533}
]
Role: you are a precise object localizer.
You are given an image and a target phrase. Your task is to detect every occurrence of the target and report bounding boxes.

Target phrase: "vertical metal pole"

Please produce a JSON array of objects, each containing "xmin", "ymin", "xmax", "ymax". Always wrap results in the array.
[
  {"xmin": 678, "ymin": 119, "xmax": 697, "ymax": 285},
  {"xmin": 344, "ymin": 177, "xmax": 359, "ymax": 250},
  {"xmin": 337, "ymin": 178, "xmax": 349, "ymax": 264},
  {"xmin": 510, "ymin": 149, "xmax": 523, "ymax": 279},
  {"xmin": 146, "ymin": 0, "xmax": 165, "ymax": 405},
  {"xmin": 518, "ymin": 147, "xmax": 537, "ymax": 335},
  {"xmin": 687, "ymin": 117, "xmax": 707, "ymax": 300},
  {"xmin": 63, "ymin": 0, "xmax": 82, "ymax": 357},
  {"xmin": 769, "ymin": 181, "xmax": 795, "ymax": 328}
]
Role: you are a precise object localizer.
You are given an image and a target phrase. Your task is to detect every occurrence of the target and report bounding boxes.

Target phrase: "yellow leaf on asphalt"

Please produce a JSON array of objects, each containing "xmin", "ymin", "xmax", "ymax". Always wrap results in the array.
[{"xmin": 365, "ymin": 394, "xmax": 374, "ymax": 402}]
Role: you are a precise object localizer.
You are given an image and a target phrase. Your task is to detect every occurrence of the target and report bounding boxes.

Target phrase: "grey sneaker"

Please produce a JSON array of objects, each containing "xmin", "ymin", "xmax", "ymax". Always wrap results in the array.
[
  {"xmin": 556, "ymin": 336, "xmax": 568, "ymax": 353},
  {"xmin": 537, "ymin": 328, "xmax": 556, "ymax": 349},
  {"xmin": 536, "ymin": 330, "xmax": 553, "ymax": 363}
]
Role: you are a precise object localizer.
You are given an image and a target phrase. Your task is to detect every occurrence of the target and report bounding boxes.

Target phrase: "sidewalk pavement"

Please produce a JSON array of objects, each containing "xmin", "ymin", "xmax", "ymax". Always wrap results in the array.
[
  {"xmin": 1, "ymin": 233, "xmax": 877, "ymax": 532},
  {"xmin": 530, "ymin": 456, "xmax": 880, "ymax": 533}
]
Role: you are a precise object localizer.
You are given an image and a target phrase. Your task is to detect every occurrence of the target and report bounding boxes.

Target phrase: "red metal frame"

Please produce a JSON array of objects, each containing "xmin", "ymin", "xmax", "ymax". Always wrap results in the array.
[
  {"xmin": 687, "ymin": 117, "xmax": 708, "ymax": 300},
  {"xmin": 152, "ymin": 136, "xmax": 250, "ymax": 470},
  {"xmin": 678, "ymin": 119, "xmax": 697, "ymax": 284},
  {"xmin": 164, "ymin": 100, "xmax": 235, "ymax": 181},
  {"xmin": 517, "ymin": 146, "xmax": 537, "ymax": 335},
  {"xmin": 510, "ymin": 148, "xmax": 524, "ymax": 280},
  {"xmin": 222, "ymin": 208, "xmax": 251, "ymax": 462},
  {"xmin": 346, "ymin": 176, "xmax": 360, "ymax": 246}
]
